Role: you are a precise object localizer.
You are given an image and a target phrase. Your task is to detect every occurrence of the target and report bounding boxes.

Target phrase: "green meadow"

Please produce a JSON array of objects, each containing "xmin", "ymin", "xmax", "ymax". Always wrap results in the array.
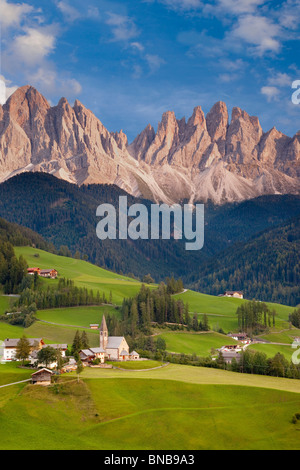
[
  {"xmin": 0, "ymin": 246, "xmax": 295, "ymax": 362},
  {"xmin": 158, "ymin": 331, "xmax": 238, "ymax": 356},
  {"xmin": 0, "ymin": 362, "xmax": 33, "ymax": 386},
  {"xmin": 0, "ymin": 296, "xmax": 12, "ymax": 315},
  {"xmin": 110, "ymin": 360, "xmax": 164, "ymax": 370},
  {"xmin": 36, "ymin": 305, "xmax": 121, "ymax": 327},
  {"xmin": 0, "ymin": 365, "xmax": 299, "ymax": 450},
  {"xmin": 249, "ymin": 343, "xmax": 295, "ymax": 361},
  {"xmin": 14, "ymin": 246, "xmax": 147, "ymax": 305}
]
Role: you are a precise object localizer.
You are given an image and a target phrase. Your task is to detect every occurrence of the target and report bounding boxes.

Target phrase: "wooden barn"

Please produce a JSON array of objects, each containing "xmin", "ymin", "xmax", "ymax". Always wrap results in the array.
[{"xmin": 31, "ymin": 368, "xmax": 54, "ymax": 386}]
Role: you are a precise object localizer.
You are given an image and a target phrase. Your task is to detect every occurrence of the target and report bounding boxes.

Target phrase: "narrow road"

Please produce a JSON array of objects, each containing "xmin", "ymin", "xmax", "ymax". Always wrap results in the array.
[
  {"xmin": 0, "ymin": 379, "xmax": 31, "ymax": 389},
  {"xmin": 38, "ymin": 319, "xmax": 89, "ymax": 329}
]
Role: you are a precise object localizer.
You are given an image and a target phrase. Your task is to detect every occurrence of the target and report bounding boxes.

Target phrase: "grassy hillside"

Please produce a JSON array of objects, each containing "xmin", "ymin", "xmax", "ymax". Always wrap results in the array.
[
  {"xmin": 249, "ymin": 343, "xmax": 294, "ymax": 360},
  {"xmin": 0, "ymin": 370, "xmax": 299, "ymax": 450},
  {"xmin": 158, "ymin": 331, "xmax": 238, "ymax": 356},
  {"xmin": 14, "ymin": 246, "xmax": 146, "ymax": 304}
]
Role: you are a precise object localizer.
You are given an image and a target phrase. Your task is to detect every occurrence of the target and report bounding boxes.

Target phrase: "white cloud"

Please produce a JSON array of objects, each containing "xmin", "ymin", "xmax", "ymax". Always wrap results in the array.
[
  {"xmin": 11, "ymin": 27, "xmax": 56, "ymax": 66},
  {"xmin": 0, "ymin": 0, "xmax": 33, "ymax": 29},
  {"xmin": 57, "ymin": 1, "xmax": 81, "ymax": 22},
  {"xmin": 161, "ymin": 0, "xmax": 202, "ymax": 9},
  {"xmin": 145, "ymin": 54, "xmax": 165, "ymax": 73},
  {"xmin": 0, "ymin": 75, "xmax": 18, "ymax": 104},
  {"xmin": 130, "ymin": 42, "xmax": 145, "ymax": 52},
  {"xmin": 106, "ymin": 13, "xmax": 139, "ymax": 42},
  {"xmin": 268, "ymin": 72, "xmax": 291, "ymax": 87},
  {"xmin": 261, "ymin": 86, "xmax": 280, "ymax": 101},
  {"xmin": 217, "ymin": 0, "xmax": 265, "ymax": 14},
  {"xmin": 30, "ymin": 66, "xmax": 82, "ymax": 97},
  {"xmin": 231, "ymin": 14, "xmax": 281, "ymax": 55}
]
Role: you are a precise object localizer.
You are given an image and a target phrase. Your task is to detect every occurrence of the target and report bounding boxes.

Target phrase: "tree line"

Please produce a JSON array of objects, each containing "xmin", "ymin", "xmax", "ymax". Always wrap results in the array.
[
  {"xmin": 16, "ymin": 278, "xmax": 111, "ymax": 310},
  {"xmin": 236, "ymin": 300, "xmax": 276, "ymax": 335}
]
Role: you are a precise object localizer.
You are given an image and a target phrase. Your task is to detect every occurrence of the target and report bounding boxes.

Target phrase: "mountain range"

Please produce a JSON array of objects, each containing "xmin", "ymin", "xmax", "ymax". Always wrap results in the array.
[{"xmin": 0, "ymin": 85, "xmax": 299, "ymax": 205}]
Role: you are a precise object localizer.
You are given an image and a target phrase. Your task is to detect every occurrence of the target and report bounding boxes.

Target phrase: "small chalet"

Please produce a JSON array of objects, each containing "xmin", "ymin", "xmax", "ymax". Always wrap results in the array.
[
  {"xmin": 90, "ymin": 324, "xmax": 99, "ymax": 330},
  {"xmin": 31, "ymin": 368, "xmax": 54, "ymax": 386},
  {"xmin": 39, "ymin": 269, "xmax": 58, "ymax": 279},
  {"xmin": 223, "ymin": 291, "xmax": 243, "ymax": 299}
]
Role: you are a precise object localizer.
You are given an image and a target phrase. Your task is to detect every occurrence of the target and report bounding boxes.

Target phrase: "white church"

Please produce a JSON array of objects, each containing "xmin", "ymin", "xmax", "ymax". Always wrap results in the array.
[{"xmin": 80, "ymin": 316, "xmax": 140, "ymax": 363}]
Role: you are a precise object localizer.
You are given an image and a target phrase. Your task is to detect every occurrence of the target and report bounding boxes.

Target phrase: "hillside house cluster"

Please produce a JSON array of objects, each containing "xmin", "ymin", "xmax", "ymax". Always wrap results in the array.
[
  {"xmin": 220, "ymin": 291, "xmax": 244, "ymax": 299},
  {"xmin": 27, "ymin": 267, "xmax": 58, "ymax": 279},
  {"xmin": 2, "ymin": 338, "xmax": 67, "ymax": 366}
]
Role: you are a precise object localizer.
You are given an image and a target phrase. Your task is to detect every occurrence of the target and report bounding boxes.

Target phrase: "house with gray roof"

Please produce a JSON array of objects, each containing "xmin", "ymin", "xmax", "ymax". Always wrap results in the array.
[{"xmin": 3, "ymin": 338, "xmax": 45, "ymax": 361}]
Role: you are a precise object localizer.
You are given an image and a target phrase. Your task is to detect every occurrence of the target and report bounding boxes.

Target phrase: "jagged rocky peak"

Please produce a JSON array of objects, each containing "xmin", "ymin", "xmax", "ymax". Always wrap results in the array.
[
  {"xmin": 0, "ymin": 85, "xmax": 299, "ymax": 204},
  {"xmin": 187, "ymin": 105, "xmax": 206, "ymax": 128},
  {"xmin": 206, "ymin": 101, "xmax": 228, "ymax": 157},
  {"xmin": 157, "ymin": 110, "xmax": 178, "ymax": 141},
  {"xmin": 128, "ymin": 123, "xmax": 156, "ymax": 161},
  {"xmin": 112, "ymin": 129, "xmax": 128, "ymax": 150},
  {"xmin": 3, "ymin": 85, "xmax": 50, "ymax": 127},
  {"xmin": 206, "ymin": 101, "xmax": 228, "ymax": 140}
]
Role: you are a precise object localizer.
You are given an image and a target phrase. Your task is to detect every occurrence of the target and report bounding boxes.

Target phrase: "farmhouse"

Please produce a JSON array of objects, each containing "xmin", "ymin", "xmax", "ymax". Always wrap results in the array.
[
  {"xmin": 3, "ymin": 338, "xmax": 45, "ymax": 361},
  {"xmin": 228, "ymin": 333, "xmax": 249, "ymax": 343},
  {"xmin": 90, "ymin": 324, "xmax": 99, "ymax": 330},
  {"xmin": 27, "ymin": 268, "xmax": 58, "ymax": 279},
  {"xmin": 223, "ymin": 291, "xmax": 244, "ymax": 299},
  {"xmin": 39, "ymin": 269, "xmax": 58, "ymax": 279},
  {"xmin": 31, "ymin": 368, "xmax": 53, "ymax": 386}
]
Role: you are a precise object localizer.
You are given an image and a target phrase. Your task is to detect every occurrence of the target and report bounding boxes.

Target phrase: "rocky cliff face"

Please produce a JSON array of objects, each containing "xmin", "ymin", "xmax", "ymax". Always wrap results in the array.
[{"xmin": 0, "ymin": 85, "xmax": 299, "ymax": 204}]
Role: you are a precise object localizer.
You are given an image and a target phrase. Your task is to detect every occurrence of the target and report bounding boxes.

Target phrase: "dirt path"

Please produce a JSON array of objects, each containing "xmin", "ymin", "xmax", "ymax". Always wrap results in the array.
[{"xmin": 0, "ymin": 379, "xmax": 31, "ymax": 388}]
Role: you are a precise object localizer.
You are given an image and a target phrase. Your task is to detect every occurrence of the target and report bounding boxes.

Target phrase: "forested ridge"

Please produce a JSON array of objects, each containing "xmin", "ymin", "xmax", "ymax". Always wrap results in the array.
[
  {"xmin": 189, "ymin": 217, "xmax": 300, "ymax": 306},
  {"xmin": 0, "ymin": 172, "xmax": 299, "ymax": 305}
]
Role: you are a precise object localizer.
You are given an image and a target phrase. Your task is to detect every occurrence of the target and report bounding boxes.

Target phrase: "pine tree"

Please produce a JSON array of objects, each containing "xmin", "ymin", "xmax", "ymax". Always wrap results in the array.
[
  {"xmin": 15, "ymin": 335, "xmax": 31, "ymax": 364},
  {"xmin": 81, "ymin": 331, "xmax": 89, "ymax": 349},
  {"xmin": 71, "ymin": 330, "xmax": 82, "ymax": 355}
]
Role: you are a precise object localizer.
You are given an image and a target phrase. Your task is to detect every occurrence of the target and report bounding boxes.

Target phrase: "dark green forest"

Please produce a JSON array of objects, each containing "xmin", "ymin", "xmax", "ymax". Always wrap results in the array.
[
  {"xmin": 189, "ymin": 217, "xmax": 300, "ymax": 306},
  {"xmin": 0, "ymin": 172, "xmax": 299, "ymax": 305}
]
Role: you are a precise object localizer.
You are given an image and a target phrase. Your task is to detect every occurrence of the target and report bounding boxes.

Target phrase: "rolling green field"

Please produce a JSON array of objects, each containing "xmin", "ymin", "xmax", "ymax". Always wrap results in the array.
[
  {"xmin": 257, "ymin": 330, "xmax": 300, "ymax": 344},
  {"xmin": 14, "ymin": 247, "xmax": 296, "ymax": 334},
  {"xmin": 14, "ymin": 246, "xmax": 147, "ymax": 305},
  {"xmin": 0, "ymin": 365, "xmax": 299, "ymax": 450},
  {"xmin": 249, "ymin": 343, "xmax": 295, "ymax": 361},
  {"xmin": 0, "ymin": 295, "xmax": 12, "ymax": 315},
  {"xmin": 110, "ymin": 360, "xmax": 164, "ymax": 369},
  {"xmin": 36, "ymin": 305, "xmax": 121, "ymax": 327},
  {"xmin": 158, "ymin": 331, "xmax": 238, "ymax": 356},
  {"xmin": 0, "ymin": 362, "xmax": 34, "ymax": 386}
]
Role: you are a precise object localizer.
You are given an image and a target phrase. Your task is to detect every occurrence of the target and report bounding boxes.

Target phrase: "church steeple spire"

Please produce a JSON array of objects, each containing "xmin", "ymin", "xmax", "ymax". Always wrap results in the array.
[{"xmin": 100, "ymin": 315, "xmax": 108, "ymax": 349}]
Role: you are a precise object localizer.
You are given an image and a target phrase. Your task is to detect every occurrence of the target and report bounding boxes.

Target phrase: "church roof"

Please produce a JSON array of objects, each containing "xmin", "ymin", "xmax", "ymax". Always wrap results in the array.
[
  {"xmin": 90, "ymin": 347, "xmax": 105, "ymax": 354},
  {"xmin": 100, "ymin": 315, "xmax": 108, "ymax": 333},
  {"xmin": 106, "ymin": 336, "xmax": 125, "ymax": 349}
]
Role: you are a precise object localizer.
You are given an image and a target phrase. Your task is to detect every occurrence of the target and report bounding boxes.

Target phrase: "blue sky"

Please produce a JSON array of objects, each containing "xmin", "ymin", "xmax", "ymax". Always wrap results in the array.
[{"xmin": 0, "ymin": 0, "xmax": 299, "ymax": 141}]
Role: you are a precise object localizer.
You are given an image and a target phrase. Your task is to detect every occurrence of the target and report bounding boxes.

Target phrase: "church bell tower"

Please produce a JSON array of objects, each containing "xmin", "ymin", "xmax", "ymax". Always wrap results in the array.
[{"xmin": 100, "ymin": 315, "xmax": 108, "ymax": 349}]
